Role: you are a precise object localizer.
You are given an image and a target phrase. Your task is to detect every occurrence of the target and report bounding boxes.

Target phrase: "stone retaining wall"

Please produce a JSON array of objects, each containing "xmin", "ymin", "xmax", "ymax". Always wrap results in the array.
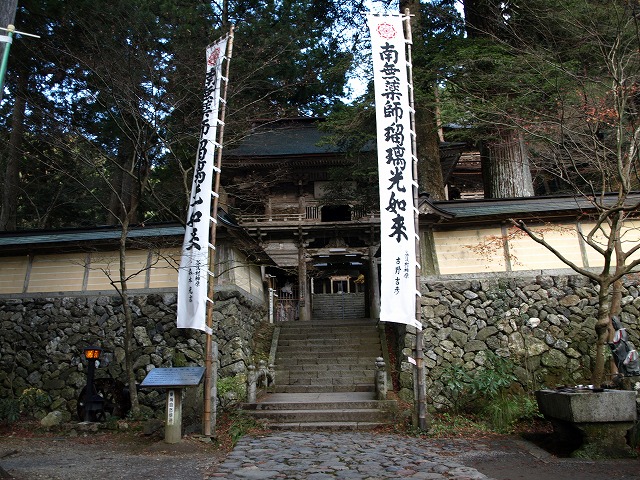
[
  {"xmin": 0, "ymin": 286, "xmax": 267, "ymax": 420},
  {"xmin": 397, "ymin": 273, "xmax": 640, "ymax": 410},
  {"xmin": 4, "ymin": 271, "xmax": 639, "ymax": 418}
]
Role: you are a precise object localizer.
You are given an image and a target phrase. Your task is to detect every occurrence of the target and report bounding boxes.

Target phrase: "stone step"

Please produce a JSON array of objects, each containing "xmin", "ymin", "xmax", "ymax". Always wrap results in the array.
[
  {"xmin": 277, "ymin": 336, "xmax": 380, "ymax": 345},
  {"xmin": 277, "ymin": 343, "xmax": 379, "ymax": 351},
  {"xmin": 276, "ymin": 366, "xmax": 373, "ymax": 373},
  {"xmin": 257, "ymin": 320, "xmax": 386, "ymax": 423},
  {"xmin": 270, "ymin": 384, "xmax": 375, "ymax": 393},
  {"xmin": 276, "ymin": 349, "xmax": 377, "ymax": 357},
  {"xmin": 275, "ymin": 370, "xmax": 375, "ymax": 382},
  {"xmin": 277, "ymin": 346, "xmax": 378, "ymax": 354},
  {"xmin": 275, "ymin": 348, "xmax": 381, "ymax": 357},
  {"xmin": 279, "ymin": 322, "xmax": 377, "ymax": 328},
  {"xmin": 274, "ymin": 363, "xmax": 377, "ymax": 372},
  {"xmin": 279, "ymin": 323, "xmax": 377, "ymax": 330},
  {"xmin": 280, "ymin": 321, "xmax": 377, "ymax": 328},
  {"xmin": 243, "ymin": 399, "xmax": 397, "ymax": 411},
  {"xmin": 283, "ymin": 317, "xmax": 375, "ymax": 322},
  {"xmin": 243, "ymin": 408, "xmax": 390, "ymax": 423},
  {"xmin": 274, "ymin": 375, "xmax": 373, "ymax": 386},
  {"xmin": 244, "ymin": 320, "xmax": 392, "ymax": 430},
  {"xmin": 277, "ymin": 334, "xmax": 379, "ymax": 343},
  {"xmin": 274, "ymin": 365, "xmax": 375, "ymax": 373},
  {"xmin": 266, "ymin": 421, "xmax": 386, "ymax": 431},
  {"xmin": 276, "ymin": 373, "xmax": 375, "ymax": 385},
  {"xmin": 276, "ymin": 375, "xmax": 373, "ymax": 386},
  {"xmin": 274, "ymin": 357, "xmax": 377, "ymax": 367},
  {"xmin": 241, "ymin": 393, "xmax": 397, "ymax": 430},
  {"xmin": 277, "ymin": 335, "xmax": 380, "ymax": 342}
]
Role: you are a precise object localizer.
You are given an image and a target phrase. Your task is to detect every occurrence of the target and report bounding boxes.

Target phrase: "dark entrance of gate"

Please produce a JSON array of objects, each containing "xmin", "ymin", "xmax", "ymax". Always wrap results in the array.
[
  {"xmin": 306, "ymin": 249, "xmax": 373, "ymax": 321},
  {"xmin": 267, "ymin": 249, "xmax": 377, "ymax": 322},
  {"xmin": 310, "ymin": 273, "xmax": 367, "ymax": 320},
  {"xmin": 270, "ymin": 271, "xmax": 369, "ymax": 322}
]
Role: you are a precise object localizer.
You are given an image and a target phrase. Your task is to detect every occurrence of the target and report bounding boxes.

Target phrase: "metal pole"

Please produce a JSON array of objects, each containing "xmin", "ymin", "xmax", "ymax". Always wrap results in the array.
[
  {"xmin": 404, "ymin": 8, "xmax": 428, "ymax": 431},
  {"xmin": 0, "ymin": 24, "xmax": 40, "ymax": 104},
  {"xmin": 203, "ymin": 25, "xmax": 235, "ymax": 438},
  {"xmin": 0, "ymin": 25, "xmax": 14, "ymax": 103},
  {"xmin": 83, "ymin": 357, "xmax": 96, "ymax": 422}
]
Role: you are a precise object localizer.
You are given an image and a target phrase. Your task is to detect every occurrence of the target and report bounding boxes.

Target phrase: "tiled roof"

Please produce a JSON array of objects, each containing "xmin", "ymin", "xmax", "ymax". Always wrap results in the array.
[
  {"xmin": 0, "ymin": 209, "xmax": 245, "ymax": 249},
  {"xmin": 0, "ymin": 212, "xmax": 274, "ymax": 264},
  {"xmin": 429, "ymin": 193, "xmax": 640, "ymax": 220},
  {"xmin": 226, "ymin": 122, "xmax": 342, "ymax": 157},
  {"xmin": 226, "ymin": 119, "xmax": 464, "ymax": 161},
  {"xmin": 0, "ymin": 224, "xmax": 184, "ymax": 247}
]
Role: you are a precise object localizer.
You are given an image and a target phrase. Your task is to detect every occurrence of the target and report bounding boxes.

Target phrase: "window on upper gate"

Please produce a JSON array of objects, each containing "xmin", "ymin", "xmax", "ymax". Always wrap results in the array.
[{"xmin": 321, "ymin": 205, "xmax": 351, "ymax": 222}]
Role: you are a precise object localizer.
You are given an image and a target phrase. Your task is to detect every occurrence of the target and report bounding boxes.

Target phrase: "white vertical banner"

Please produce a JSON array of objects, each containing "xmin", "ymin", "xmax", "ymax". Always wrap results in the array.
[
  {"xmin": 367, "ymin": 14, "xmax": 421, "ymax": 330},
  {"xmin": 177, "ymin": 36, "xmax": 229, "ymax": 333}
]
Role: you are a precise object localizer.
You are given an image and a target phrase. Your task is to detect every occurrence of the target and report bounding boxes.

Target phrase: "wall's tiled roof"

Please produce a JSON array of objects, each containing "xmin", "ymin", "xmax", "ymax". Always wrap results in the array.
[
  {"xmin": 0, "ymin": 224, "xmax": 184, "ymax": 247},
  {"xmin": 0, "ymin": 209, "xmax": 246, "ymax": 250},
  {"xmin": 428, "ymin": 193, "xmax": 640, "ymax": 222}
]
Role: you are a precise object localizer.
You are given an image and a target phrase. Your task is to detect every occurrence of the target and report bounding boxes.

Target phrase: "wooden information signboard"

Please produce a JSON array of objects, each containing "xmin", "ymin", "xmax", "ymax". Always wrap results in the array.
[{"xmin": 140, "ymin": 367, "xmax": 205, "ymax": 443}]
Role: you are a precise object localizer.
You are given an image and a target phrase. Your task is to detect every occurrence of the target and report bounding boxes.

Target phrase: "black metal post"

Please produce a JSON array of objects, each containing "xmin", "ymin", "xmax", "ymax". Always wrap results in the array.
[{"xmin": 84, "ymin": 357, "xmax": 96, "ymax": 422}]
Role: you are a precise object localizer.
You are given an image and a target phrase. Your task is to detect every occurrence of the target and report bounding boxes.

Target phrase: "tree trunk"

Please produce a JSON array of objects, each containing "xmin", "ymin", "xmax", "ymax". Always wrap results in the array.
[
  {"xmin": 0, "ymin": 73, "xmax": 26, "ymax": 231},
  {"xmin": 463, "ymin": 0, "xmax": 502, "ymax": 39},
  {"xmin": 400, "ymin": 0, "xmax": 445, "ymax": 200},
  {"xmin": 608, "ymin": 219, "xmax": 628, "ymax": 374},
  {"xmin": 118, "ymin": 217, "xmax": 140, "ymax": 415},
  {"xmin": 611, "ymin": 218, "xmax": 626, "ymax": 321},
  {"xmin": 415, "ymin": 104, "xmax": 446, "ymax": 200},
  {"xmin": 481, "ymin": 129, "xmax": 534, "ymax": 198},
  {"xmin": 107, "ymin": 143, "xmax": 148, "ymax": 225},
  {"xmin": 463, "ymin": 1, "xmax": 535, "ymax": 199},
  {"xmin": 0, "ymin": 1, "xmax": 17, "ymax": 31},
  {"xmin": 593, "ymin": 281, "xmax": 612, "ymax": 387}
]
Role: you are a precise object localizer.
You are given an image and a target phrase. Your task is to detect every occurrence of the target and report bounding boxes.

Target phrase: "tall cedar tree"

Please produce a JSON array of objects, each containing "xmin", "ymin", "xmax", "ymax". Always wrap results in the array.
[{"xmin": 459, "ymin": 0, "xmax": 535, "ymax": 198}]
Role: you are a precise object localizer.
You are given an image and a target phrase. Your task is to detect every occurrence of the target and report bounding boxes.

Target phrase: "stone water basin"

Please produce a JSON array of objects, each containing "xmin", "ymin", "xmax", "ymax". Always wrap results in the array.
[{"xmin": 535, "ymin": 388, "xmax": 637, "ymax": 458}]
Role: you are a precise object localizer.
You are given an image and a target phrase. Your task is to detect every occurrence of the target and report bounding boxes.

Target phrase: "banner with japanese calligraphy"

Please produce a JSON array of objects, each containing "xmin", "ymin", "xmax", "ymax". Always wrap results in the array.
[
  {"xmin": 367, "ymin": 14, "xmax": 421, "ymax": 330},
  {"xmin": 177, "ymin": 35, "xmax": 228, "ymax": 333}
]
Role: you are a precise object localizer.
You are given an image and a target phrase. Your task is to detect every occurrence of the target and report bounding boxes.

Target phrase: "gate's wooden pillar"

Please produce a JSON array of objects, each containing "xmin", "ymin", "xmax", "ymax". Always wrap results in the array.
[
  {"xmin": 297, "ymin": 229, "xmax": 311, "ymax": 321},
  {"xmin": 369, "ymin": 245, "xmax": 380, "ymax": 320}
]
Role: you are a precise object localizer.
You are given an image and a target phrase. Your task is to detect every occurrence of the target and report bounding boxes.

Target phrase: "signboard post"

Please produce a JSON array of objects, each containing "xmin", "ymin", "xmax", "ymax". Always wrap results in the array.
[{"xmin": 140, "ymin": 367, "xmax": 205, "ymax": 444}]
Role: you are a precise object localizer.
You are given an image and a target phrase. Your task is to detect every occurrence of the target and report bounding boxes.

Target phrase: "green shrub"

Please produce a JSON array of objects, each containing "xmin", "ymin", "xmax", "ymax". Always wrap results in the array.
[
  {"xmin": 440, "ymin": 363, "xmax": 474, "ymax": 412},
  {"xmin": 440, "ymin": 352, "xmax": 518, "ymax": 414},
  {"xmin": 483, "ymin": 395, "xmax": 522, "ymax": 432},
  {"xmin": 0, "ymin": 398, "xmax": 21, "ymax": 424},
  {"xmin": 227, "ymin": 412, "xmax": 259, "ymax": 445},
  {"xmin": 0, "ymin": 388, "xmax": 53, "ymax": 425},
  {"xmin": 428, "ymin": 412, "xmax": 491, "ymax": 437},
  {"xmin": 217, "ymin": 375, "xmax": 247, "ymax": 409},
  {"xmin": 470, "ymin": 352, "xmax": 517, "ymax": 400},
  {"xmin": 19, "ymin": 387, "xmax": 51, "ymax": 413},
  {"xmin": 483, "ymin": 393, "xmax": 542, "ymax": 432}
]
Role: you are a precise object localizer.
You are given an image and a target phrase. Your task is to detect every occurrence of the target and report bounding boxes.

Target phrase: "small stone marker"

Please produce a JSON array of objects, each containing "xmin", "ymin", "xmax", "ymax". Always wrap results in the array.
[{"xmin": 140, "ymin": 367, "xmax": 205, "ymax": 444}]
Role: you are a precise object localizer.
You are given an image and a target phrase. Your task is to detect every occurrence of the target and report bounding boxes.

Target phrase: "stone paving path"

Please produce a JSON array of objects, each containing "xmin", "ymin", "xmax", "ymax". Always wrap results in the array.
[{"xmin": 206, "ymin": 431, "xmax": 492, "ymax": 480}]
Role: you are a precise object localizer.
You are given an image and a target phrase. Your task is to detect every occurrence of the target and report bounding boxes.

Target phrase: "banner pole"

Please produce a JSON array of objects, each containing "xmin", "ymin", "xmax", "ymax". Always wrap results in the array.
[
  {"xmin": 0, "ymin": 26, "xmax": 14, "ymax": 104},
  {"xmin": 203, "ymin": 25, "xmax": 235, "ymax": 438},
  {"xmin": 403, "ymin": 8, "xmax": 427, "ymax": 431},
  {"xmin": 0, "ymin": 24, "xmax": 40, "ymax": 104}
]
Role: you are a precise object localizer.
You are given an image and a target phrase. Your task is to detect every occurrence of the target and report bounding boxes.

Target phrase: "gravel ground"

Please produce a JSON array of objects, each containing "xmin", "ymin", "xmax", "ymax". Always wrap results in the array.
[
  {"xmin": 2, "ymin": 426, "xmax": 640, "ymax": 480},
  {"xmin": 0, "ymin": 432, "xmax": 223, "ymax": 480}
]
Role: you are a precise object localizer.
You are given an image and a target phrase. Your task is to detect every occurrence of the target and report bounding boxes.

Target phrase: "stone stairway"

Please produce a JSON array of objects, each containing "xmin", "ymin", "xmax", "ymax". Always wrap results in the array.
[
  {"xmin": 311, "ymin": 293, "xmax": 366, "ymax": 319},
  {"xmin": 241, "ymin": 319, "xmax": 397, "ymax": 430},
  {"xmin": 273, "ymin": 319, "xmax": 381, "ymax": 393}
]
